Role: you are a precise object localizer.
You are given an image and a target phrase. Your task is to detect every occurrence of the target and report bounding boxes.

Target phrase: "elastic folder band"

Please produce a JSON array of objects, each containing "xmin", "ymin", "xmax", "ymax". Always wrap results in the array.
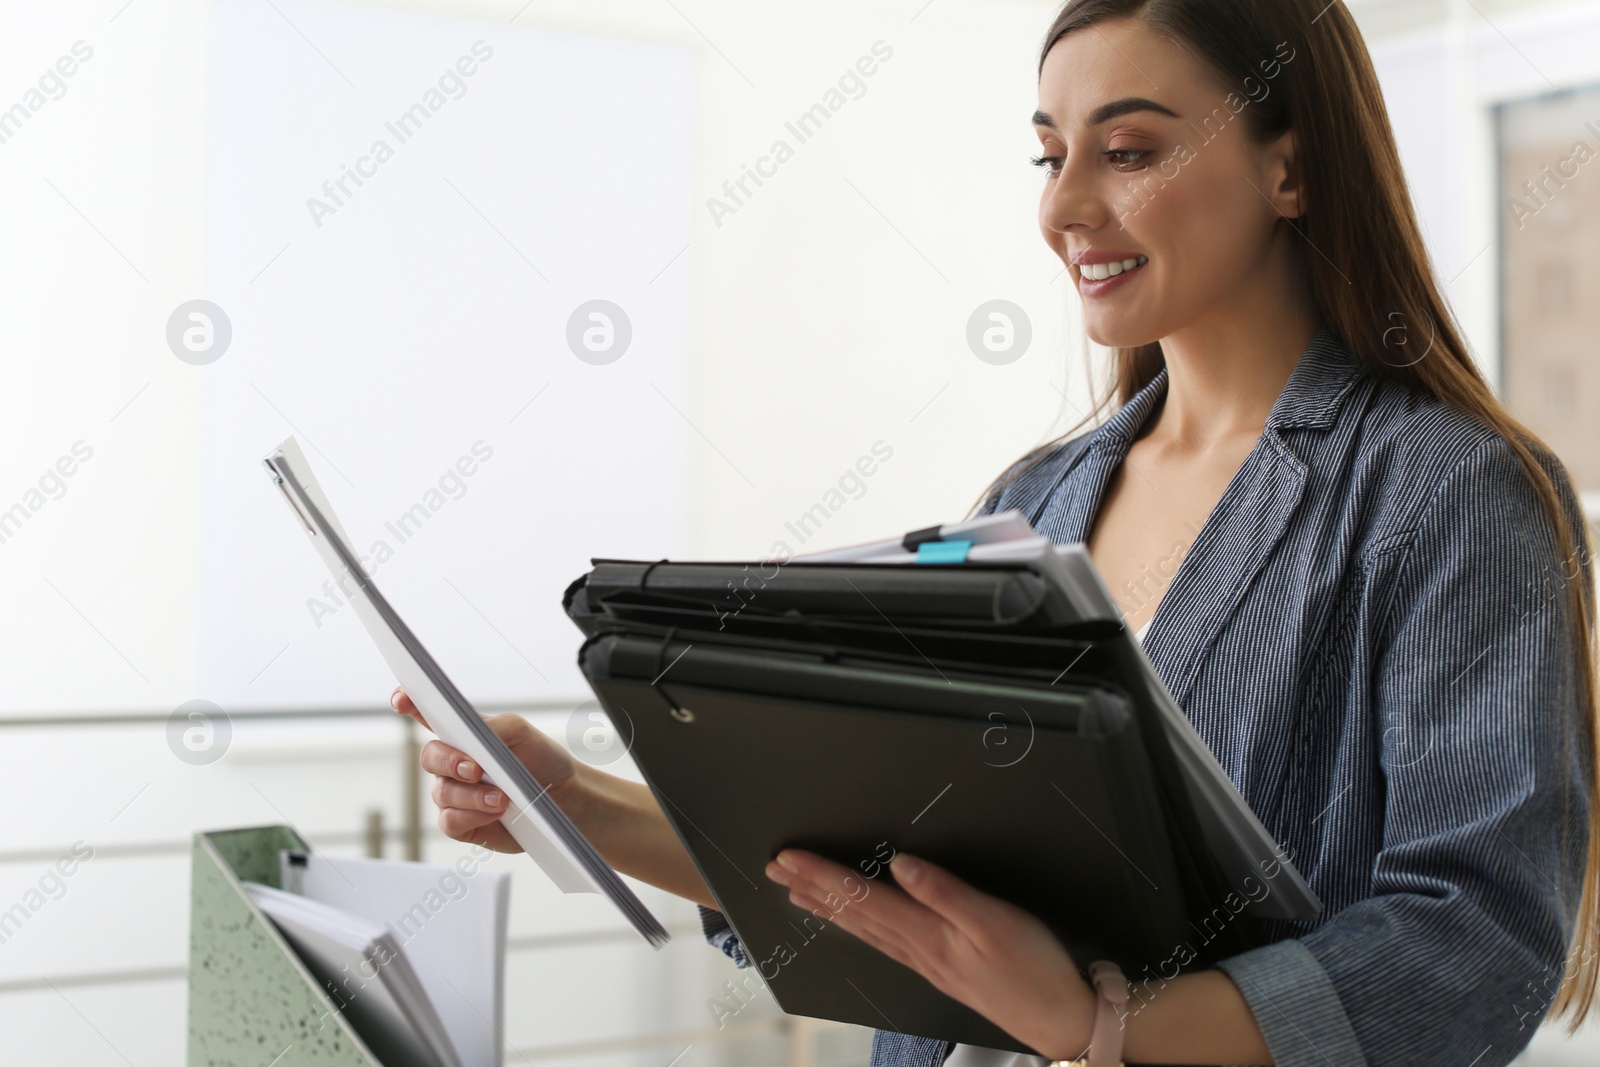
[{"xmin": 916, "ymin": 540, "xmax": 972, "ymax": 564}]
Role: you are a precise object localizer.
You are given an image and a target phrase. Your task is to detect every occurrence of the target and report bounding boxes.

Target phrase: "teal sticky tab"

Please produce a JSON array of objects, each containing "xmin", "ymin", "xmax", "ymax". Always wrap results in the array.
[{"xmin": 917, "ymin": 539, "xmax": 972, "ymax": 564}]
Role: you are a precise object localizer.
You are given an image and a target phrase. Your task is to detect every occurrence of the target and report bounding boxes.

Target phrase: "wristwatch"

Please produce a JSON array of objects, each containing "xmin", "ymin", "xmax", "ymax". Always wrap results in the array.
[{"xmin": 1052, "ymin": 959, "xmax": 1128, "ymax": 1067}]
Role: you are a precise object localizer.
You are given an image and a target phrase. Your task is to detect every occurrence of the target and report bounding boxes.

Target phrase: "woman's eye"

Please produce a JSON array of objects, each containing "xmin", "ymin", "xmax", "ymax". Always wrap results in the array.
[
  {"xmin": 1030, "ymin": 149, "xmax": 1148, "ymax": 177},
  {"xmin": 1103, "ymin": 148, "xmax": 1150, "ymax": 170}
]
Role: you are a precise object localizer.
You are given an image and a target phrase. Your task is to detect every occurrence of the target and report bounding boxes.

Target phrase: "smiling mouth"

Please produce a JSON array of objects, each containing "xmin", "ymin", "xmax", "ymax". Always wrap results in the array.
[{"xmin": 1077, "ymin": 254, "xmax": 1148, "ymax": 282}]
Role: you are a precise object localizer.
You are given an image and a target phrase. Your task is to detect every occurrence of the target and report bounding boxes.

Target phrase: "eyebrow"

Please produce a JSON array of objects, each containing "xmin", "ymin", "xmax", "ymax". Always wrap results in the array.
[{"xmin": 1032, "ymin": 97, "xmax": 1182, "ymax": 129}]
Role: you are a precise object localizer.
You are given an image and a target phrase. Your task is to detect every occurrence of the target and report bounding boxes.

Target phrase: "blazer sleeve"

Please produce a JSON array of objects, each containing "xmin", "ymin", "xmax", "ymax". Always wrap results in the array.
[
  {"xmin": 1213, "ymin": 435, "xmax": 1594, "ymax": 1067},
  {"xmin": 698, "ymin": 904, "xmax": 754, "ymax": 968}
]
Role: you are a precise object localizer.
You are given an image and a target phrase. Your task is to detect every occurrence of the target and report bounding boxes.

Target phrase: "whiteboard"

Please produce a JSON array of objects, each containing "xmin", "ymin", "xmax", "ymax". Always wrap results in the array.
[{"xmin": 198, "ymin": 0, "xmax": 693, "ymax": 709}]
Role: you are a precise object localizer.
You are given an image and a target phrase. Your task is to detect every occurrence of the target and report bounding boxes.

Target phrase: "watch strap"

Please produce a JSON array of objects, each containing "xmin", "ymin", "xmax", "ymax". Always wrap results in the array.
[{"xmin": 1055, "ymin": 959, "xmax": 1127, "ymax": 1067}]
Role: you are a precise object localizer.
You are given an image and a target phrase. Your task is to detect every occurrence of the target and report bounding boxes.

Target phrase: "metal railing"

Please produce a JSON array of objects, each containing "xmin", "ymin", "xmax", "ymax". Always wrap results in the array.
[{"xmin": 0, "ymin": 703, "xmax": 869, "ymax": 1065}]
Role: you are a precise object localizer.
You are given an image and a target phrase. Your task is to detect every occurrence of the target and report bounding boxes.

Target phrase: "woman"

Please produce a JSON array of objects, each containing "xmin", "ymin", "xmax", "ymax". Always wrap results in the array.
[{"xmin": 393, "ymin": 0, "xmax": 1600, "ymax": 1062}]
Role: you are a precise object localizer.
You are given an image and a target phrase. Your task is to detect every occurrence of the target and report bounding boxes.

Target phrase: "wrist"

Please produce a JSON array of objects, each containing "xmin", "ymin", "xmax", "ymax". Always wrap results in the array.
[
  {"xmin": 1049, "ymin": 961, "xmax": 1128, "ymax": 1066},
  {"xmin": 583, "ymin": 770, "xmax": 717, "ymax": 908},
  {"xmin": 1036, "ymin": 966, "xmax": 1099, "ymax": 1061},
  {"xmin": 562, "ymin": 767, "xmax": 662, "ymax": 866},
  {"xmin": 551, "ymin": 759, "xmax": 614, "ymax": 835}
]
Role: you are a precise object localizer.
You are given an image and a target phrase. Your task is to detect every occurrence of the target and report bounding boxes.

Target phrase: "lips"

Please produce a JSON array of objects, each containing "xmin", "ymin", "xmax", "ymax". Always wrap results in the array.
[
  {"xmin": 1072, "ymin": 253, "xmax": 1148, "ymax": 296},
  {"xmin": 1076, "ymin": 254, "xmax": 1148, "ymax": 281}
]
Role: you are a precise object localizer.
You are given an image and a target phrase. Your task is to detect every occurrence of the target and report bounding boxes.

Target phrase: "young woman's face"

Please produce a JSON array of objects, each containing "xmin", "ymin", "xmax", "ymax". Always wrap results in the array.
[{"xmin": 1034, "ymin": 18, "xmax": 1298, "ymax": 348}]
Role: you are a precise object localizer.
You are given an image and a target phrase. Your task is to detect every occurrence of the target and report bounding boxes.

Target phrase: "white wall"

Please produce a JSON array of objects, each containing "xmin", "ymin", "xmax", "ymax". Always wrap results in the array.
[
  {"xmin": 4, "ymin": 1, "xmax": 1600, "ymax": 1064},
  {"xmin": 196, "ymin": 0, "xmax": 695, "ymax": 711}
]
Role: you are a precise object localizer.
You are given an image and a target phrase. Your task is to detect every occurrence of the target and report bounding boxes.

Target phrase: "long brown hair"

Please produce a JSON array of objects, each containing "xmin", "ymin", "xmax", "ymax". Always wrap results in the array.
[{"xmin": 983, "ymin": 0, "xmax": 1600, "ymax": 1028}]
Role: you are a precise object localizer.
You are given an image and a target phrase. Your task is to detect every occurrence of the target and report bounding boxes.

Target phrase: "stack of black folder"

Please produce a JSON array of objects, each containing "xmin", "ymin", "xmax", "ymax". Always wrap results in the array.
[{"xmin": 563, "ymin": 512, "xmax": 1321, "ymax": 1053}]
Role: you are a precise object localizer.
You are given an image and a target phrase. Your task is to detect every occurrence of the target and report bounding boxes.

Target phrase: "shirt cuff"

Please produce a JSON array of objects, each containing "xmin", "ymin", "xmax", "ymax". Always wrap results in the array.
[
  {"xmin": 1212, "ymin": 937, "xmax": 1368, "ymax": 1067},
  {"xmin": 697, "ymin": 904, "xmax": 752, "ymax": 968}
]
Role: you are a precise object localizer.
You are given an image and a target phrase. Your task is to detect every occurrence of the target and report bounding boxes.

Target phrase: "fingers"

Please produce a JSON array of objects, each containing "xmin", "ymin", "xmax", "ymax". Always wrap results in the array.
[
  {"xmin": 768, "ymin": 853, "xmax": 926, "ymax": 971},
  {"xmin": 767, "ymin": 849, "xmax": 948, "ymax": 949},
  {"xmin": 420, "ymin": 739, "xmax": 482, "ymax": 782},
  {"xmin": 887, "ymin": 853, "xmax": 992, "ymax": 939},
  {"xmin": 426, "ymin": 756, "xmax": 512, "ymax": 846},
  {"xmin": 419, "ymin": 738, "xmax": 507, "ymax": 820},
  {"xmin": 396, "ymin": 693, "xmax": 526, "ymax": 854},
  {"xmin": 783, "ymin": 882, "xmax": 923, "ymax": 968},
  {"xmin": 389, "ymin": 686, "xmax": 431, "ymax": 731},
  {"xmin": 484, "ymin": 712, "xmax": 536, "ymax": 746},
  {"xmin": 432, "ymin": 775, "xmax": 508, "ymax": 815},
  {"xmin": 437, "ymin": 804, "xmax": 507, "ymax": 841},
  {"xmin": 394, "ymin": 699, "xmax": 554, "ymax": 789}
]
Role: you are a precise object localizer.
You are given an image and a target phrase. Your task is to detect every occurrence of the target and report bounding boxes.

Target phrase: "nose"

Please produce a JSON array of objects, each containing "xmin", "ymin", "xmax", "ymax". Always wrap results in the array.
[{"xmin": 1040, "ymin": 151, "xmax": 1116, "ymax": 238}]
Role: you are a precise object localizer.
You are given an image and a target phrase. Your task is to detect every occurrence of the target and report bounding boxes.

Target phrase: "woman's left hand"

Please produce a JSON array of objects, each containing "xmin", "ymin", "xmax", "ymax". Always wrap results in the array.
[{"xmin": 765, "ymin": 847, "xmax": 1097, "ymax": 1060}]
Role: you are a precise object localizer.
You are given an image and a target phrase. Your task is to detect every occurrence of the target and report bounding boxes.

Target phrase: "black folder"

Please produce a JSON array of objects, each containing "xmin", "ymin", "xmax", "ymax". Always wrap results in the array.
[{"xmin": 564, "ymin": 555, "xmax": 1320, "ymax": 1054}]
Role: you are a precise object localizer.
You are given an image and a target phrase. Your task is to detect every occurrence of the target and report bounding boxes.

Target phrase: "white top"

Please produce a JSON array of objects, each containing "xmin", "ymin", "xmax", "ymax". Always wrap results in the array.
[{"xmin": 942, "ymin": 1046, "xmax": 1051, "ymax": 1067}]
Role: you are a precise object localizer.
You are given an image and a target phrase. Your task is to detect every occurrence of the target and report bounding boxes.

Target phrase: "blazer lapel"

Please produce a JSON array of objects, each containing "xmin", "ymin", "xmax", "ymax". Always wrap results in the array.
[
  {"xmin": 1018, "ymin": 329, "xmax": 1361, "ymax": 706},
  {"xmin": 1140, "ymin": 328, "xmax": 1361, "ymax": 704},
  {"xmin": 1139, "ymin": 433, "xmax": 1308, "ymax": 705},
  {"xmin": 1030, "ymin": 372, "xmax": 1171, "ymax": 544}
]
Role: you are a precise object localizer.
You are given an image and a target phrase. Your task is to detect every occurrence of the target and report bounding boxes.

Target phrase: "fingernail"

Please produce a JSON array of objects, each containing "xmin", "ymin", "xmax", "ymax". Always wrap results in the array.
[
  {"xmin": 458, "ymin": 761, "xmax": 475, "ymax": 779},
  {"xmin": 765, "ymin": 861, "xmax": 789, "ymax": 885},
  {"xmin": 483, "ymin": 791, "xmax": 503, "ymax": 808},
  {"xmin": 390, "ymin": 692, "xmax": 402, "ymax": 711},
  {"xmin": 892, "ymin": 854, "xmax": 922, "ymax": 885},
  {"xmin": 776, "ymin": 852, "xmax": 799, "ymax": 873}
]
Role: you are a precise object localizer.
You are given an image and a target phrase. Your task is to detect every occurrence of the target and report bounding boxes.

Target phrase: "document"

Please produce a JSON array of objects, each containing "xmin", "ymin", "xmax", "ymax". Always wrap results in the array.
[
  {"xmin": 245, "ymin": 880, "xmax": 466, "ymax": 1067},
  {"xmin": 280, "ymin": 851, "xmax": 510, "ymax": 1067},
  {"xmin": 262, "ymin": 436, "xmax": 669, "ymax": 947}
]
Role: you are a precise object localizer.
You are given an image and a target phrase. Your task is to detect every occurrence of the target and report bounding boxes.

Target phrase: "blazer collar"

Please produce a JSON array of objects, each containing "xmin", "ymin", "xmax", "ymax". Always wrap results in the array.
[
  {"xmin": 1032, "ymin": 326, "xmax": 1364, "ymax": 703},
  {"xmin": 1082, "ymin": 324, "xmax": 1362, "ymax": 458}
]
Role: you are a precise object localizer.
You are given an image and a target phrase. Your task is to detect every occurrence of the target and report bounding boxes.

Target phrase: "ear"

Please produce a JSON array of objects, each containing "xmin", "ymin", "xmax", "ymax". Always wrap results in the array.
[{"xmin": 1263, "ymin": 129, "xmax": 1306, "ymax": 219}]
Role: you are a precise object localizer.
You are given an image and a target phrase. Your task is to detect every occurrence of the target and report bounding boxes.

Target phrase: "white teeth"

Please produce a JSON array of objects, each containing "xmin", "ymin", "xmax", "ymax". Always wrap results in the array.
[{"xmin": 1081, "ymin": 255, "xmax": 1147, "ymax": 282}]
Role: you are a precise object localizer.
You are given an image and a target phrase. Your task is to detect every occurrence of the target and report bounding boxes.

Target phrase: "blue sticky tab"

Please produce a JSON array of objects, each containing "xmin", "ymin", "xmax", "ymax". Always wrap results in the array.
[{"xmin": 916, "ymin": 539, "xmax": 972, "ymax": 564}]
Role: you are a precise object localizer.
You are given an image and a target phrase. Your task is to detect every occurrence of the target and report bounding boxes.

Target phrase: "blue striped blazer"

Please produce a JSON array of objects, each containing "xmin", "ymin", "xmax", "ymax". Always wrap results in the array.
[{"xmin": 700, "ymin": 327, "xmax": 1594, "ymax": 1067}]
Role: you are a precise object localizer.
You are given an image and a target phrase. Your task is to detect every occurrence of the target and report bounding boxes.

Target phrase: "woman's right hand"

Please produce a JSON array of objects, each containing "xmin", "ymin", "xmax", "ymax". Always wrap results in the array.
[
  {"xmin": 390, "ymin": 685, "xmax": 588, "ymax": 854},
  {"xmin": 391, "ymin": 685, "xmax": 718, "ymax": 908}
]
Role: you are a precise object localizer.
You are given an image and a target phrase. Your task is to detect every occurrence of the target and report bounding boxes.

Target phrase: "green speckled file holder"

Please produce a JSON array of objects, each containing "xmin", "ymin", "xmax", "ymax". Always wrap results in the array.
[{"xmin": 187, "ymin": 825, "xmax": 387, "ymax": 1067}]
